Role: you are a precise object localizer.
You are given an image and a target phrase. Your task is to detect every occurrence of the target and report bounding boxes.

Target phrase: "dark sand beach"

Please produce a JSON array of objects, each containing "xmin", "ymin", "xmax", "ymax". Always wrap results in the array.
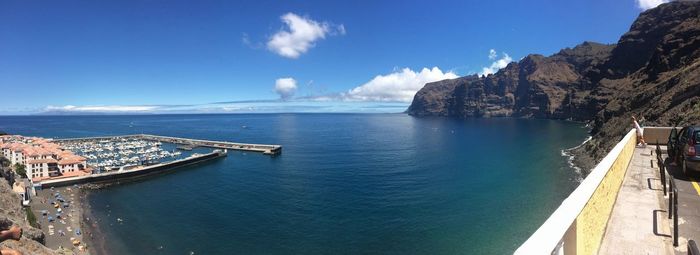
[
  {"xmin": 30, "ymin": 186, "xmax": 89, "ymax": 254},
  {"xmin": 79, "ymin": 186, "xmax": 114, "ymax": 255}
]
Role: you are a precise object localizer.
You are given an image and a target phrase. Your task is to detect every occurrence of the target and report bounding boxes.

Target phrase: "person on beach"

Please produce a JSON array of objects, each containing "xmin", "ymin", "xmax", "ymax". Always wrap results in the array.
[{"xmin": 633, "ymin": 116, "xmax": 646, "ymax": 147}]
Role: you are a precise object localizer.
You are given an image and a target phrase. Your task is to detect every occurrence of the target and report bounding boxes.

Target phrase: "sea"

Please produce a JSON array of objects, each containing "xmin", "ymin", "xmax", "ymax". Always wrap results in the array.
[{"xmin": 0, "ymin": 113, "xmax": 589, "ymax": 254}]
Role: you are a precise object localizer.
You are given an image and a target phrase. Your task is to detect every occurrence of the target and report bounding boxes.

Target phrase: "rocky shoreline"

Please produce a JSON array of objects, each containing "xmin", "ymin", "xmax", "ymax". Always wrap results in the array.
[{"xmin": 569, "ymin": 140, "xmax": 597, "ymax": 178}]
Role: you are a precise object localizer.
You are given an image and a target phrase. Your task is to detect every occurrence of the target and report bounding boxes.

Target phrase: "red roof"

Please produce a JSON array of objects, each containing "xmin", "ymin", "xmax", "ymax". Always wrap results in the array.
[{"xmin": 27, "ymin": 158, "xmax": 58, "ymax": 164}]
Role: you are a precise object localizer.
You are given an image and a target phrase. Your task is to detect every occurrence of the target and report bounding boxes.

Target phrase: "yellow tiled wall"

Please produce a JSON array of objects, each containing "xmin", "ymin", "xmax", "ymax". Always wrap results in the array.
[{"xmin": 575, "ymin": 133, "xmax": 636, "ymax": 255}]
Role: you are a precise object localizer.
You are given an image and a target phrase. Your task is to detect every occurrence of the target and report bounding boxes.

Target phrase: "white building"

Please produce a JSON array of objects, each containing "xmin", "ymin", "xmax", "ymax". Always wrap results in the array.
[{"xmin": 0, "ymin": 135, "xmax": 88, "ymax": 181}]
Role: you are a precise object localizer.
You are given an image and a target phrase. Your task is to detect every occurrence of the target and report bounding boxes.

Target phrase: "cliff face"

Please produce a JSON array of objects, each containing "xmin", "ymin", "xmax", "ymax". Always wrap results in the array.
[
  {"xmin": 0, "ymin": 173, "xmax": 56, "ymax": 255},
  {"xmin": 407, "ymin": 42, "xmax": 614, "ymax": 120},
  {"xmin": 408, "ymin": 1, "xmax": 700, "ymax": 164}
]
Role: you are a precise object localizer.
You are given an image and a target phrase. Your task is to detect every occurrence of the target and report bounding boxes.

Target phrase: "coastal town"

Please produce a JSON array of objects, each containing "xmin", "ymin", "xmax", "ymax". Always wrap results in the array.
[
  {"xmin": 0, "ymin": 135, "xmax": 91, "ymax": 254},
  {"xmin": 2, "ymin": 136, "xmax": 91, "ymax": 182},
  {"xmin": 0, "ymin": 133, "xmax": 279, "ymax": 254},
  {"xmin": 0, "ymin": 135, "xmax": 198, "ymax": 253}
]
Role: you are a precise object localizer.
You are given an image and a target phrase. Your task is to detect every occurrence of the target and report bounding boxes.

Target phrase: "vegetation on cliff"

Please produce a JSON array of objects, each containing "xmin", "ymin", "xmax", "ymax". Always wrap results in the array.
[{"xmin": 13, "ymin": 164, "xmax": 26, "ymax": 179}]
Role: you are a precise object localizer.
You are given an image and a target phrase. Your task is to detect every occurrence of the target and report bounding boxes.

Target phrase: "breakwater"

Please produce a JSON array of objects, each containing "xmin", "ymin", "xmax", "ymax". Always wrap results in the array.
[
  {"xmin": 37, "ymin": 150, "xmax": 227, "ymax": 188},
  {"xmin": 141, "ymin": 134, "xmax": 282, "ymax": 155},
  {"xmin": 54, "ymin": 134, "xmax": 282, "ymax": 155}
]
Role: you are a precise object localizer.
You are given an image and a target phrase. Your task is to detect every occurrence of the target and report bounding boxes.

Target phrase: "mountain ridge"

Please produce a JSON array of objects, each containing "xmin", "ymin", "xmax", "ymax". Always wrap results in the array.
[{"xmin": 407, "ymin": 1, "xmax": 700, "ymax": 169}]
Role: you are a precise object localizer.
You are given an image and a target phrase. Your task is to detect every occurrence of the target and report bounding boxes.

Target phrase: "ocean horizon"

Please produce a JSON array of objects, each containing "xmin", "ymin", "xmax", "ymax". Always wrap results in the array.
[{"xmin": 0, "ymin": 113, "xmax": 589, "ymax": 254}]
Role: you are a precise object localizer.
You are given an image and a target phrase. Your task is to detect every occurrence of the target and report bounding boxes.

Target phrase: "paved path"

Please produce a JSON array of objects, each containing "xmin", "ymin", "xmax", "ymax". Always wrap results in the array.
[
  {"xmin": 599, "ymin": 146, "xmax": 674, "ymax": 255},
  {"xmin": 662, "ymin": 151, "xmax": 700, "ymax": 254}
]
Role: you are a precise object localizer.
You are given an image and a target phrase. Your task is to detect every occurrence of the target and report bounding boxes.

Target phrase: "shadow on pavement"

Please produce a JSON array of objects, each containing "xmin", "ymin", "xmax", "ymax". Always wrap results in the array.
[{"xmin": 653, "ymin": 209, "xmax": 672, "ymax": 238}]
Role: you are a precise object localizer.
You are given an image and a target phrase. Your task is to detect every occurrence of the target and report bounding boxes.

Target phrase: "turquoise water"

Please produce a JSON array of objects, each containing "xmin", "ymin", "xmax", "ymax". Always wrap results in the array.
[{"xmin": 0, "ymin": 114, "xmax": 588, "ymax": 254}]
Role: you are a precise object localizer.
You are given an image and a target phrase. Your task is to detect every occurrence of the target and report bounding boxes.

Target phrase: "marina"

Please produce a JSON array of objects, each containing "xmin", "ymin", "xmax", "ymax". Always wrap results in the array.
[
  {"xmin": 0, "ymin": 134, "xmax": 282, "ymax": 187},
  {"xmin": 55, "ymin": 134, "xmax": 282, "ymax": 155},
  {"xmin": 36, "ymin": 133, "xmax": 283, "ymax": 187},
  {"xmin": 37, "ymin": 149, "xmax": 227, "ymax": 188},
  {"xmin": 57, "ymin": 137, "xmax": 182, "ymax": 172}
]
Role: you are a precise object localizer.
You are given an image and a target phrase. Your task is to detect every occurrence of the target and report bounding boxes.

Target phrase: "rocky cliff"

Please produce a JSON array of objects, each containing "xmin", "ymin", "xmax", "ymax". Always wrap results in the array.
[
  {"xmin": 0, "ymin": 174, "xmax": 56, "ymax": 255},
  {"xmin": 408, "ymin": 41, "xmax": 614, "ymax": 120},
  {"xmin": 408, "ymin": 1, "xmax": 700, "ymax": 168}
]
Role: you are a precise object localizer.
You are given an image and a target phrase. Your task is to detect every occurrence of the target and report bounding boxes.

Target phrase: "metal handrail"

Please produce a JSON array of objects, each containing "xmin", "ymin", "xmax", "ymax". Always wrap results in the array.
[
  {"xmin": 671, "ymin": 174, "xmax": 679, "ymax": 247},
  {"xmin": 664, "ymin": 166, "xmax": 679, "ymax": 247},
  {"xmin": 657, "ymin": 143, "xmax": 667, "ymax": 196},
  {"xmin": 658, "ymin": 143, "xmax": 679, "ymax": 247}
]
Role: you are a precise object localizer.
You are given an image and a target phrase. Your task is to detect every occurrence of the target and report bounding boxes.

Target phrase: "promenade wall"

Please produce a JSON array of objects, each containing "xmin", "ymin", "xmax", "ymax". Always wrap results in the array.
[
  {"xmin": 515, "ymin": 129, "xmax": 637, "ymax": 254},
  {"xmin": 643, "ymin": 127, "xmax": 679, "ymax": 145}
]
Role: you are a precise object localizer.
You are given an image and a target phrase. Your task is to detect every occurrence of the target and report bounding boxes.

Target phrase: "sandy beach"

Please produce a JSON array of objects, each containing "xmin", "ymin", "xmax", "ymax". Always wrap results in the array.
[
  {"xmin": 29, "ymin": 185, "xmax": 89, "ymax": 254},
  {"xmin": 79, "ymin": 186, "xmax": 113, "ymax": 255}
]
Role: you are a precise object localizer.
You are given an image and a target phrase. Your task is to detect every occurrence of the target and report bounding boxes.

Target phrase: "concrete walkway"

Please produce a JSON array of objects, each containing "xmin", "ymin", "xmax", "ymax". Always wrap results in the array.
[
  {"xmin": 598, "ymin": 146, "xmax": 674, "ymax": 255},
  {"xmin": 664, "ymin": 152, "xmax": 700, "ymax": 254}
]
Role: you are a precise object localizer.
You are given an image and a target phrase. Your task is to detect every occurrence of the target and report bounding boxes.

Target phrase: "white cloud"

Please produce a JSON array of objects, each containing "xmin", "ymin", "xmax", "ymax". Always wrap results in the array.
[
  {"xmin": 36, "ymin": 101, "xmax": 409, "ymax": 114},
  {"xmin": 267, "ymin": 13, "xmax": 344, "ymax": 59},
  {"xmin": 336, "ymin": 24, "xmax": 346, "ymax": 36},
  {"xmin": 342, "ymin": 67, "xmax": 458, "ymax": 102},
  {"xmin": 480, "ymin": 50, "xmax": 513, "ymax": 76},
  {"xmin": 274, "ymin": 77, "xmax": 298, "ymax": 100},
  {"xmin": 636, "ymin": 0, "xmax": 670, "ymax": 10},
  {"xmin": 488, "ymin": 49, "xmax": 497, "ymax": 60},
  {"xmin": 44, "ymin": 105, "xmax": 159, "ymax": 112}
]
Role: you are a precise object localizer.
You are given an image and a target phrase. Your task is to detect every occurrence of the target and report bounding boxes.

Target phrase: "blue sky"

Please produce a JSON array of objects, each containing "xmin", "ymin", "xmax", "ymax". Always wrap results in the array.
[{"xmin": 0, "ymin": 0, "xmax": 663, "ymax": 114}]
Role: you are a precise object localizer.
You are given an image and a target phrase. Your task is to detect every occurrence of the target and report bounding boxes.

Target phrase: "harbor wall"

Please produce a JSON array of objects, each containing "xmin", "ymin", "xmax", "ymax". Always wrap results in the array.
[
  {"xmin": 52, "ymin": 134, "xmax": 142, "ymax": 142},
  {"xmin": 139, "ymin": 134, "xmax": 282, "ymax": 154},
  {"xmin": 515, "ymin": 129, "xmax": 636, "ymax": 255},
  {"xmin": 38, "ymin": 151, "xmax": 226, "ymax": 188}
]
